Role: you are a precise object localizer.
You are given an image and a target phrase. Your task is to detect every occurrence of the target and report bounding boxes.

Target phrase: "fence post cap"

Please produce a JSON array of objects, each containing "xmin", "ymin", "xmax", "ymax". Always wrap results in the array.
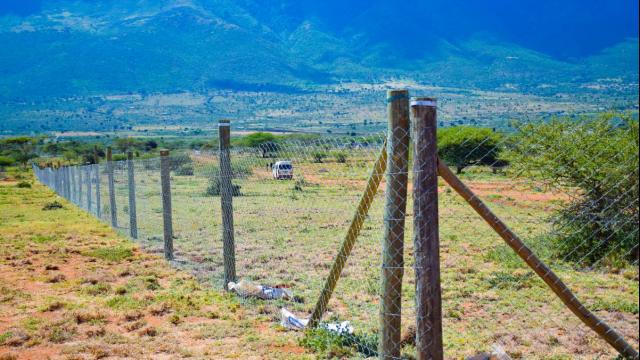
[
  {"xmin": 218, "ymin": 119, "xmax": 231, "ymax": 126},
  {"xmin": 160, "ymin": 149, "xmax": 170, "ymax": 156},
  {"xmin": 127, "ymin": 151, "xmax": 134, "ymax": 160},
  {"xmin": 410, "ymin": 97, "xmax": 437, "ymax": 107}
]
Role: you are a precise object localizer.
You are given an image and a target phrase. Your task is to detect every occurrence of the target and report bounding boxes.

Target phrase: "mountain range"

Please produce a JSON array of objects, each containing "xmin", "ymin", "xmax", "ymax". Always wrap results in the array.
[{"xmin": 0, "ymin": 0, "xmax": 638, "ymax": 101}]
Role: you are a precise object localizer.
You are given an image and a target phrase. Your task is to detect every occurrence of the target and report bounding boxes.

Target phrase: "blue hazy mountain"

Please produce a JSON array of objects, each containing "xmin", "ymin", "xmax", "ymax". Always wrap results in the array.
[{"xmin": 0, "ymin": 0, "xmax": 638, "ymax": 99}]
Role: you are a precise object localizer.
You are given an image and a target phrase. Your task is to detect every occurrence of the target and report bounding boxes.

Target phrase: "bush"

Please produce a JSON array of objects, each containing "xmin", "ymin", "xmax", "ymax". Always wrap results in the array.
[
  {"xmin": 333, "ymin": 151, "xmax": 348, "ymax": 163},
  {"xmin": 205, "ymin": 177, "xmax": 242, "ymax": 197},
  {"xmin": 169, "ymin": 154, "xmax": 192, "ymax": 172},
  {"xmin": 16, "ymin": 181, "xmax": 31, "ymax": 188},
  {"xmin": 175, "ymin": 164, "xmax": 194, "ymax": 176},
  {"xmin": 43, "ymin": 201, "xmax": 64, "ymax": 211},
  {"xmin": 300, "ymin": 328, "xmax": 378, "ymax": 359},
  {"xmin": 312, "ymin": 151, "xmax": 328, "ymax": 163},
  {"xmin": 506, "ymin": 113, "xmax": 639, "ymax": 265},
  {"xmin": 0, "ymin": 156, "xmax": 16, "ymax": 168},
  {"xmin": 438, "ymin": 127, "xmax": 505, "ymax": 174}
]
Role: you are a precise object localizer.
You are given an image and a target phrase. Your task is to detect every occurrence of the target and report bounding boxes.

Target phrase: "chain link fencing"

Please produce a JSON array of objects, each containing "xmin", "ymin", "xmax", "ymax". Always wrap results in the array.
[{"xmin": 32, "ymin": 91, "xmax": 638, "ymax": 359}]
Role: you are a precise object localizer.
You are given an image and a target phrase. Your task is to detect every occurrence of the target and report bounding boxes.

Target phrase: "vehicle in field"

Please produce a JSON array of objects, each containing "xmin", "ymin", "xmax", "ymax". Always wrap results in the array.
[{"xmin": 272, "ymin": 161, "xmax": 293, "ymax": 180}]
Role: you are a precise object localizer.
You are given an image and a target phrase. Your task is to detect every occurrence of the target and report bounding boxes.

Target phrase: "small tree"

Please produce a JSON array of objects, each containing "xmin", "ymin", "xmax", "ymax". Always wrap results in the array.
[
  {"xmin": 313, "ymin": 151, "xmax": 328, "ymax": 163},
  {"xmin": 0, "ymin": 156, "xmax": 15, "ymax": 172},
  {"xmin": 437, "ymin": 127, "xmax": 504, "ymax": 174},
  {"xmin": 333, "ymin": 151, "xmax": 348, "ymax": 163},
  {"xmin": 1, "ymin": 137, "xmax": 37, "ymax": 168},
  {"xmin": 238, "ymin": 132, "xmax": 279, "ymax": 158},
  {"xmin": 506, "ymin": 113, "xmax": 639, "ymax": 265}
]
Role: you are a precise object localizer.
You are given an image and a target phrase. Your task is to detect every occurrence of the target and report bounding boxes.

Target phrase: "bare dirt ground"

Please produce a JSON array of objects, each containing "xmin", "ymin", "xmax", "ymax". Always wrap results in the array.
[{"xmin": 0, "ymin": 175, "xmax": 309, "ymax": 359}]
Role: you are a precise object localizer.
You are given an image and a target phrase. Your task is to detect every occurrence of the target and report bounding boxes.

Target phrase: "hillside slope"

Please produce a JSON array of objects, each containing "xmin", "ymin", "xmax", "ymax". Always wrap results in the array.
[{"xmin": 0, "ymin": 0, "xmax": 637, "ymax": 99}]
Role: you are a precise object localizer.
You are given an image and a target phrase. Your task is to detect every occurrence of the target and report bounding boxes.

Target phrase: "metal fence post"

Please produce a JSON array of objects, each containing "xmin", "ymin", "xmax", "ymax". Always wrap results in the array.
[
  {"xmin": 66, "ymin": 166, "xmax": 71, "ymax": 200},
  {"xmin": 219, "ymin": 119, "xmax": 237, "ymax": 289},
  {"xmin": 107, "ymin": 147, "xmax": 118, "ymax": 227},
  {"xmin": 69, "ymin": 166, "xmax": 75, "ymax": 203},
  {"xmin": 86, "ymin": 165, "xmax": 93, "ymax": 212},
  {"xmin": 411, "ymin": 97, "xmax": 443, "ymax": 360},
  {"xmin": 160, "ymin": 149, "xmax": 174, "ymax": 260},
  {"xmin": 78, "ymin": 166, "xmax": 84, "ymax": 209},
  {"xmin": 127, "ymin": 152, "xmax": 138, "ymax": 239},
  {"xmin": 380, "ymin": 89, "xmax": 410, "ymax": 359},
  {"xmin": 74, "ymin": 166, "xmax": 81, "ymax": 205},
  {"xmin": 94, "ymin": 163, "xmax": 101, "ymax": 218}
]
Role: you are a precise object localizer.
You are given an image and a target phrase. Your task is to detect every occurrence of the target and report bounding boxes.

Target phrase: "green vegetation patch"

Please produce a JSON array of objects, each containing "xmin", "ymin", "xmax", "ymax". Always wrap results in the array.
[{"xmin": 84, "ymin": 245, "xmax": 134, "ymax": 262}]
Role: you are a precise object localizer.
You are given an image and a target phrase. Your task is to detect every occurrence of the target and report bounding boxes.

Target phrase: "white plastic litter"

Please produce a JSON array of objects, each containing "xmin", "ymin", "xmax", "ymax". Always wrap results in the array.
[
  {"xmin": 322, "ymin": 321, "xmax": 354, "ymax": 335},
  {"xmin": 280, "ymin": 308, "xmax": 308, "ymax": 330},
  {"xmin": 279, "ymin": 308, "xmax": 354, "ymax": 335},
  {"xmin": 228, "ymin": 280, "xmax": 293, "ymax": 300}
]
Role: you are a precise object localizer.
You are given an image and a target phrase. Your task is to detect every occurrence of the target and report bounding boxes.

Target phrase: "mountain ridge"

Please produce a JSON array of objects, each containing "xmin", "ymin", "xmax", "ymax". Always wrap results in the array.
[{"xmin": 0, "ymin": 0, "xmax": 638, "ymax": 100}]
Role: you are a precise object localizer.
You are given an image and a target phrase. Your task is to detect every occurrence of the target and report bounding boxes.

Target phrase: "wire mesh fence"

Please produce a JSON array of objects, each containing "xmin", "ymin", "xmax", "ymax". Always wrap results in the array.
[{"xmin": 32, "ymin": 91, "xmax": 639, "ymax": 359}]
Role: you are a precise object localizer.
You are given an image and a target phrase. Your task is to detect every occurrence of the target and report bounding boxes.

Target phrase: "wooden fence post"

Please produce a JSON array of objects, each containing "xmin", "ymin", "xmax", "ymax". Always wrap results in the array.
[
  {"xmin": 380, "ymin": 89, "xmax": 410, "ymax": 360},
  {"xmin": 107, "ymin": 147, "xmax": 118, "ymax": 227},
  {"xmin": 218, "ymin": 119, "xmax": 237, "ymax": 289},
  {"xmin": 160, "ymin": 149, "xmax": 174, "ymax": 260},
  {"xmin": 411, "ymin": 97, "xmax": 443, "ymax": 360},
  {"xmin": 127, "ymin": 152, "xmax": 138, "ymax": 239}
]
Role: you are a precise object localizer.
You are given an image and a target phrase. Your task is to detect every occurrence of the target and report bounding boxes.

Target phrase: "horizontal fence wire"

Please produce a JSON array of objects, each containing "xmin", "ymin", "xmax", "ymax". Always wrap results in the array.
[{"xmin": 32, "ymin": 103, "xmax": 639, "ymax": 359}]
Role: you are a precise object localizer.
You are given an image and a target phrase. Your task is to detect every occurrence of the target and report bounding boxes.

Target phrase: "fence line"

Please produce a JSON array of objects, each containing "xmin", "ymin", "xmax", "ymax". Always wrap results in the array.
[{"xmin": 32, "ymin": 90, "xmax": 639, "ymax": 359}]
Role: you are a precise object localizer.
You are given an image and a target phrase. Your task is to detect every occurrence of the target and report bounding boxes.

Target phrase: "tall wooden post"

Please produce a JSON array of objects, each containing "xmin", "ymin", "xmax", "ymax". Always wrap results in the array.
[
  {"xmin": 411, "ymin": 97, "xmax": 443, "ymax": 360},
  {"xmin": 160, "ymin": 150, "xmax": 174, "ymax": 260},
  {"xmin": 127, "ymin": 152, "xmax": 138, "ymax": 239},
  {"xmin": 218, "ymin": 119, "xmax": 237, "ymax": 289},
  {"xmin": 107, "ymin": 147, "xmax": 118, "ymax": 227},
  {"xmin": 380, "ymin": 90, "xmax": 410, "ymax": 359}
]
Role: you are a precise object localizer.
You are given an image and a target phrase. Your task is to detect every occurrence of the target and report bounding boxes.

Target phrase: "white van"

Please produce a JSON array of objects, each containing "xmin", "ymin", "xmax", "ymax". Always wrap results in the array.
[{"xmin": 272, "ymin": 161, "xmax": 293, "ymax": 180}]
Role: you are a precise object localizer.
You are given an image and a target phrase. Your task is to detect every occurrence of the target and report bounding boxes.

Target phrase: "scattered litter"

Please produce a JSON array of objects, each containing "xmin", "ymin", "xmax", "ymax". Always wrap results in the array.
[
  {"xmin": 228, "ymin": 279, "xmax": 293, "ymax": 300},
  {"xmin": 280, "ymin": 308, "xmax": 308, "ymax": 330},
  {"xmin": 279, "ymin": 308, "xmax": 353, "ymax": 335},
  {"xmin": 321, "ymin": 321, "xmax": 353, "ymax": 335},
  {"xmin": 465, "ymin": 344, "xmax": 511, "ymax": 360}
]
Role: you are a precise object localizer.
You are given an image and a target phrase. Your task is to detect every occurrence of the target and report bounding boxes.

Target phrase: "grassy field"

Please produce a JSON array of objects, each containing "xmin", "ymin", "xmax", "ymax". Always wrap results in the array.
[
  {"xmin": 0, "ymin": 168, "xmax": 311, "ymax": 359},
  {"xmin": 3, "ymin": 147, "xmax": 639, "ymax": 359}
]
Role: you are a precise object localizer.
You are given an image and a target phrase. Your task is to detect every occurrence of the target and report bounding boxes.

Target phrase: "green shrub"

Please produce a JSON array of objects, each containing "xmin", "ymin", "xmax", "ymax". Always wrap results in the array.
[
  {"xmin": 438, "ymin": 126, "xmax": 505, "ymax": 174},
  {"xmin": 300, "ymin": 328, "xmax": 378, "ymax": 359},
  {"xmin": 506, "ymin": 113, "xmax": 639, "ymax": 265},
  {"xmin": 333, "ymin": 151, "xmax": 348, "ymax": 163},
  {"xmin": 175, "ymin": 163, "xmax": 194, "ymax": 176},
  {"xmin": 0, "ymin": 156, "xmax": 15, "ymax": 168},
  {"xmin": 205, "ymin": 177, "xmax": 242, "ymax": 197},
  {"xmin": 17, "ymin": 181, "xmax": 31, "ymax": 188},
  {"xmin": 42, "ymin": 201, "xmax": 64, "ymax": 211},
  {"xmin": 312, "ymin": 151, "xmax": 328, "ymax": 163}
]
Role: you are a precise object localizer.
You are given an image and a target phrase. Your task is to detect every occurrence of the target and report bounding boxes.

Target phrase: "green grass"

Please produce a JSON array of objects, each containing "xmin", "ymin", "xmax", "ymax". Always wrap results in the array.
[{"xmin": 84, "ymin": 246, "xmax": 134, "ymax": 262}]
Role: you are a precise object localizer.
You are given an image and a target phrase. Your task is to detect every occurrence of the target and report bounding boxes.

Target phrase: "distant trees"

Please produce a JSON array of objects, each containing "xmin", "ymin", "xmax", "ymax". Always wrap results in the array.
[
  {"xmin": 236, "ymin": 132, "xmax": 280, "ymax": 158},
  {"xmin": 437, "ymin": 127, "xmax": 504, "ymax": 174},
  {"xmin": 0, "ymin": 137, "xmax": 38, "ymax": 168},
  {"xmin": 506, "ymin": 113, "xmax": 639, "ymax": 265}
]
